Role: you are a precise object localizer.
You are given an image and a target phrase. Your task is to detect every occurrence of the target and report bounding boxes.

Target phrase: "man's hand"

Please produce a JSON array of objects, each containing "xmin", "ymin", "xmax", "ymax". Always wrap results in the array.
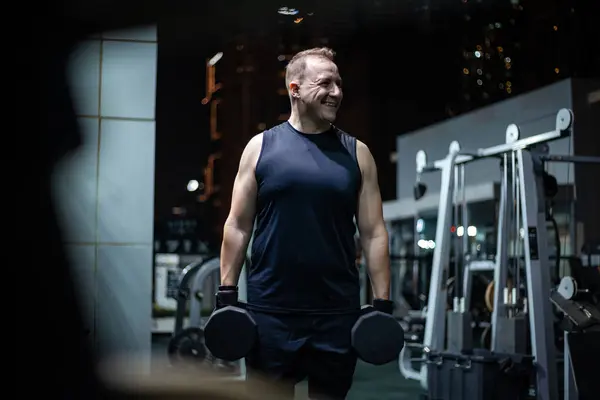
[
  {"xmin": 215, "ymin": 286, "xmax": 239, "ymax": 309},
  {"xmin": 372, "ymin": 298, "xmax": 394, "ymax": 315}
]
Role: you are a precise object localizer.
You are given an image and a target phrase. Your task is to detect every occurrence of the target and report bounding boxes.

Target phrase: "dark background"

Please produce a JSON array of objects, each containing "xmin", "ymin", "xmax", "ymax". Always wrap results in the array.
[{"xmin": 154, "ymin": 0, "xmax": 599, "ymax": 251}]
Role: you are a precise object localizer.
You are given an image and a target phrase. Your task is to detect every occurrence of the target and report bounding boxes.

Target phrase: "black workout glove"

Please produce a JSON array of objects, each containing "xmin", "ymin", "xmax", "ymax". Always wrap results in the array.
[
  {"xmin": 372, "ymin": 299, "xmax": 394, "ymax": 315},
  {"xmin": 215, "ymin": 285, "xmax": 239, "ymax": 309}
]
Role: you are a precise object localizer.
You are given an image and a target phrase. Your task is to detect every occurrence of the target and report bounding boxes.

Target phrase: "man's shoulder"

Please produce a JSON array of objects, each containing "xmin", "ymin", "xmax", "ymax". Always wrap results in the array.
[
  {"xmin": 332, "ymin": 126, "xmax": 367, "ymax": 147},
  {"xmin": 247, "ymin": 122, "xmax": 287, "ymax": 149},
  {"xmin": 332, "ymin": 126, "xmax": 369, "ymax": 151},
  {"xmin": 265, "ymin": 122, "xmax": 290, "ymax": 134},
  {"xmin": 332, "ymin": 125, "xmax": 353, "ymax": 139},
  {"xmin": 244, "ymin": 122, "xmax": 290, "ymax": 159},
  {"xmin": 355, "ymin": 139, "xmax": 369, "ymax": 153},
  {"xmin": 246, "ymin": 132, "xmax": 263, "ymax": 150}
]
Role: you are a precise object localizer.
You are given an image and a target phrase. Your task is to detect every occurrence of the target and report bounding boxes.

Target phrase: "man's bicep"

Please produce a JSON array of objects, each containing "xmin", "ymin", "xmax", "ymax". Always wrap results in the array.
[
  {"xmin": 227, "ymin": 138, "xmax": 261, "ymax": 228},
  {"xmin": 228, "ymin": 169, "xmax": 257, "ymax": 226},
  {"xmin": 356, "ymin": 144, "xmax": 385, "ymax": 237}
]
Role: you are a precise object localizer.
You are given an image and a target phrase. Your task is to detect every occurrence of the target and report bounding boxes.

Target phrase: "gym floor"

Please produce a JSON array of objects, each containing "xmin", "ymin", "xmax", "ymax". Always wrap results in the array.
[
  {"xmin": 341, "ymin": 361, "xmax": 423, "ymax": 400},
  {"xmin": 152, "ymin": 336, "xmax": 423, "ymax": 399}
]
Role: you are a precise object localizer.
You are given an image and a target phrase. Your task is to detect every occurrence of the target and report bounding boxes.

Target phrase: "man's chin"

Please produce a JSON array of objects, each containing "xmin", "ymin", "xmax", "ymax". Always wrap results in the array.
[{"xmin": 322, "ymin": 111, "xmax": 338, "ymax": 123}]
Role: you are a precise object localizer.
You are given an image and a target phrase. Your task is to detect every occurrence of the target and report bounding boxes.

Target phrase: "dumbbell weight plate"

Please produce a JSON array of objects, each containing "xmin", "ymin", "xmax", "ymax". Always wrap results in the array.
[
  {"xmin": 167, "ymin": 326, "xmax": 208, "ymax": 367},
  {"xmin": 351, "ymin": 308, "xmax": 405, "ymax": 365},
  {"xmin": 204, "ymin": 305, "xmax": 258, "ymax": 362}
]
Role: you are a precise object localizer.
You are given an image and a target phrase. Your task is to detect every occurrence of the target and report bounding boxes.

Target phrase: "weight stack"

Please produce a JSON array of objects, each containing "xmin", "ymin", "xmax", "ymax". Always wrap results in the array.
[{"xmin": 425, "ymin": 349, "xmax": 534, "ymax": 400}]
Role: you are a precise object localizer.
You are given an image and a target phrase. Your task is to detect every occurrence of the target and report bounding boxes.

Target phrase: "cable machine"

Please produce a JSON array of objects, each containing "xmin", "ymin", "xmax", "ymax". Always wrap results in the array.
[{"xmin": 398, "ymin": 108, "xmax": 600, "ymax": 400}]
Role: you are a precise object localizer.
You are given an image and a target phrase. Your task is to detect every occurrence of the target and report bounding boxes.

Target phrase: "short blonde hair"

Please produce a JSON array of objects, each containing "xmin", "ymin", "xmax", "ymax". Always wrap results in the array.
[{"xmin": 285, "ymin": 47, "xmax": 336, "ymax": 89}]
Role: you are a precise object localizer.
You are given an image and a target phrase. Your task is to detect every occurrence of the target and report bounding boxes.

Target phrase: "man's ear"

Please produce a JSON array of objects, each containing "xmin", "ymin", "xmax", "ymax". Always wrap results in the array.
[{"xmin": 289, "ymin": 82, "xmax": 300, "ymax": 98}]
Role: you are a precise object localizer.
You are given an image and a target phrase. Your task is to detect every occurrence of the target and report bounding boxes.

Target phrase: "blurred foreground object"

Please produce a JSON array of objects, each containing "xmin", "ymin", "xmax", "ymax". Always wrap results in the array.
[{"xmin": 99, "ymin": 355, "xmax": 288, "ymax": 399}]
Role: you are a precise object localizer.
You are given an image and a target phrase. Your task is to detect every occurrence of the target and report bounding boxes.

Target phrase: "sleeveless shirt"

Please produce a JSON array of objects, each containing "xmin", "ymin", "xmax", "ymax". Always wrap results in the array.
[{"xmin": 247, "ymin": 122, "xmax": 362, "ymax": 314}]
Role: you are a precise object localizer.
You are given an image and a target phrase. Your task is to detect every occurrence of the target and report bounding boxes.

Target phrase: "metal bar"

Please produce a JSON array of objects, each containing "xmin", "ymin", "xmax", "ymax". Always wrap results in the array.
[
  {"xmin": 462, "ymin": 264, "xmax": 473, "ymax": 310},
  {"xmin": 479, "ymin": 129, "xmax": 567, "ymax": 157},
  {"xmin": 423, "ymin": 128, "xmax": 568, "ymax": 172},
  {"xmin": 420, "ymin": 153, "xmax": 458, "ymax": 389},
  {"xmin": 460, "ymin": 165, "xmax": 468, "ymax": 302},
  {"xmin": 412, "ymin": 216, "xmax": 421, "ymax": 305},
  {"xmin": 514, "ymin": 150, "xmax": 521, "ymax": 305},
  {"xmin": 517, "ymin": 149, "xmax": 559, "ymax": 400},
  {"xmin": 540, "ymin": 154, "xmax": 600, "ymax": 164},
  {"xmin": 453, "ymin": 166, "xmax": 460, "ymax": 311},
  {"xmin": 173, "ymin": 259, "xmax": 208, "ymax": 335},
  {"xmin": 430, "ymin": 155, "xmax": 473, "ymax": 171},
  {"xmin": 491, "ymin": 153, "xmax": 511, "ymax": 351}
]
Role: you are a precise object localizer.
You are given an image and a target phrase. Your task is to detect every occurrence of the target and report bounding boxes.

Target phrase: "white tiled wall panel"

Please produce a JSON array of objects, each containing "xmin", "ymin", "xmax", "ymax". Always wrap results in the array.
[
  {"xmin": 97, "ymin": 120, "xmax": 155, "ymax": 244},
  {"xmin": 61, "ymin": 29, "xmax": 157, "ymax": 368},
  {"xmin": 95, "ymin": 244, "xmax": 152, "ymax": 366},
  {"xmin": 100, "ymin": 41, "xmax": 157, "ymax": 119}
]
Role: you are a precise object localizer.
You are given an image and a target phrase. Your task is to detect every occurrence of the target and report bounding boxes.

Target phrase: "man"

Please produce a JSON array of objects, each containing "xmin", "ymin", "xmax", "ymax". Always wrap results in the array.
[{"xmin": 218, "ymin": 47, "xmax": 391, "ymax": 399}]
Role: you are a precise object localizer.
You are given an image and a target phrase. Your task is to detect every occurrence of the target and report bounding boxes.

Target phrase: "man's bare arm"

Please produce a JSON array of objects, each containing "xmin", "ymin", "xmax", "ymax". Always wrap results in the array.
[
  {"xmin": 356, "ymin": 140, "xmax": 391, "ymax": 300},
  {"xmin": 220, "ymin": 134, "xmax": 263, "ymax": 286}
]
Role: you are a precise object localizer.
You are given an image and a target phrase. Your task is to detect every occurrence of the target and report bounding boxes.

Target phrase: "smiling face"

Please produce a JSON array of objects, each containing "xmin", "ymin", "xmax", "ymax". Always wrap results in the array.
[{"xmin": 289, "ymin": 56, "xmax": 343, "ymax": 124}]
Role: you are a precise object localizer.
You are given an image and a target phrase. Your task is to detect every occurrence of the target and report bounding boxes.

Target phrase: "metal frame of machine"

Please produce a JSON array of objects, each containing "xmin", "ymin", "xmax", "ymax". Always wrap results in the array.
[{"xmin": 397, "ymin": 108, "xmax": 598, "ymax": 400}]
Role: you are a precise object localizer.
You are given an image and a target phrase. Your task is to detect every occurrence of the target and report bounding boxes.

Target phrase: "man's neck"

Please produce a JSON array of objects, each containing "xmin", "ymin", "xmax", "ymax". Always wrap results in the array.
[{"xmin": 288, "ymin": 112, "xmax": 331, "ymax": 134}]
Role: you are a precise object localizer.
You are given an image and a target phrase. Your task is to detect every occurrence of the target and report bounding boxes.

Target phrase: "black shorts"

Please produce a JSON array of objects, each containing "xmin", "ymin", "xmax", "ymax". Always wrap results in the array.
[{"xmin": 245, "ymin": 310, "xmax": 359, "ymax": 400}]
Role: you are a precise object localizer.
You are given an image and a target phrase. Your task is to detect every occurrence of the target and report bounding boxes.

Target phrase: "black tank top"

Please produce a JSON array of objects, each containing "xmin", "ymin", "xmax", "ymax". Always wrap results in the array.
[{"xmin": 247, "ymin": 122, "xmax": 362, "ymax": 314}]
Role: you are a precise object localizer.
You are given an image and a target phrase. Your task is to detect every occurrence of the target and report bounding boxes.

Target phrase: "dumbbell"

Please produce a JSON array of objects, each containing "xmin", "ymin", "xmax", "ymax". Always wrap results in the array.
[
  {"xmin": 351, "ymin": 301, "xmax": 405, "ymax": 365},
  {"xmin": 203, "ymin": 287, "xmax": 258, "ymax": 361}
]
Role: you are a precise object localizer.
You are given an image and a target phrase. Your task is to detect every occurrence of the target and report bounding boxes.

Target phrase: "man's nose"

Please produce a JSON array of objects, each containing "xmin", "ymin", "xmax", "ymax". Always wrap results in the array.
[{"xmin": 330, "ymin": 84, "xmax": 342, "ymax": 98}]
